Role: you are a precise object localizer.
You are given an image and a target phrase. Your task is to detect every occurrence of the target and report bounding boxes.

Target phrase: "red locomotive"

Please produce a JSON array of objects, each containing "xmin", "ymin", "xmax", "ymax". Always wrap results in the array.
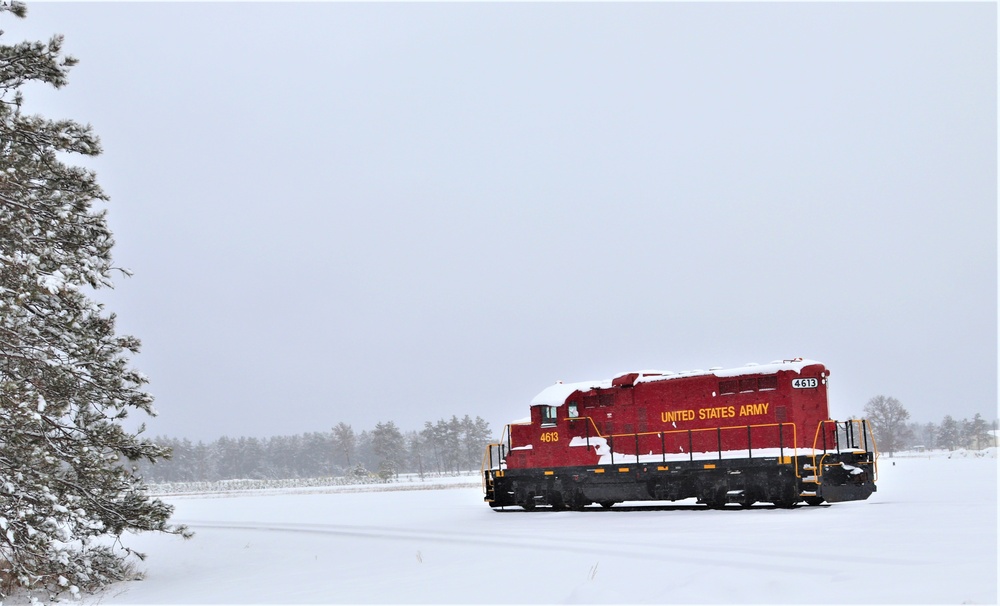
[{"xmin": 482, "ymin": 359, "xmax": 878, "ymax": 509}]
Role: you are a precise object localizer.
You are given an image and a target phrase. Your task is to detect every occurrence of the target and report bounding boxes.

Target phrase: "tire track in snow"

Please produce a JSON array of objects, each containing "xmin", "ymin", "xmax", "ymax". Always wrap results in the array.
[
  {"xmin": 179, "ymin": 520, "xmax": 925, "ymax": 575},
  {"xmin": 160, "ymin": 481, "xmax": 481, "ymax": 499}
]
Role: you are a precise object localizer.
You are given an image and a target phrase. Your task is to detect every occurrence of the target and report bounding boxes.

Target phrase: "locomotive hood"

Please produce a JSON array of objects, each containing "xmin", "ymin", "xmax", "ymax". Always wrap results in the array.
[{"xmin": 530, "ymin": 358, "xmax": 823, "ymax": 407}]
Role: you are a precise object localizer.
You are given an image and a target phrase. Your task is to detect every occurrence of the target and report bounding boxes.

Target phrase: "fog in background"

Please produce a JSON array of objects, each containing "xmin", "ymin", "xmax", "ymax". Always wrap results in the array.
[{"xmin": 5, "ymin": 2, "xmax": 996, "ymax": 441}]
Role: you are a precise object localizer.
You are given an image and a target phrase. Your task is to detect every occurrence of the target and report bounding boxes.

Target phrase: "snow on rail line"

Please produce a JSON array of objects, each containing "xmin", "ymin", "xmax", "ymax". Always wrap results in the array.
[{"xmin": 148, "ymin": 472, "xmax": 481, "ymax": 498}]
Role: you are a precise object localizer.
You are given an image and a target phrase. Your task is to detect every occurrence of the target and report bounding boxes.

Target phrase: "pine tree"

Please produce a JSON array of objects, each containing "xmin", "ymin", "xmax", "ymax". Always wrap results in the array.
[
  {"xmin": 920, "ymin": 422, "xmax": 938, "ymax": 450},
  {"xmin": 938, "ymin": 415, "xmax": 960, "ymax": 451},
  {"xmin": 332, "ymin": 422, "xmax": 355, "ymax": 470},
  {"xmin": 460, "ymin": 415, "xmax": 492, "ymax": 472},
  {"xmin": 407, "ymin": 431, "xmax": 426, "ymax": 479},
  {"xmin": 966, "ymin": 414, "xmax": 989, "ymax": 450},
  {"xmin": 0, "ymin": 3, "xmax": 187, "ymax": 597},
  {"xmin": 372, "ymin": 420, "xmax": 404, "ymax": 479},
  {"xmin": 355, "ymin": 429, "xmax": 374, "ymax": 472},
  {"xmin": 442, "ymin": 416, "xmax": 462, "ymax": 472},
  {"xmin": 957, "ymin": 417, "xmax": 972, "ymax": 449},
  {"xmin": 421, "ymin": 420, "xmax": 443, "ymax": 473}
]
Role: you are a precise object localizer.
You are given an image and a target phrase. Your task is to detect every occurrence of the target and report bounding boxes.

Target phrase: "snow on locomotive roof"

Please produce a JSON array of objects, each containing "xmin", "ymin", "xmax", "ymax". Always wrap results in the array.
[
  {"xmin": 530, "ymin": 358, "xmax": 821, "ymax": 407},
  {"xmin": 529, "ymin": 379, "xmax": 613, "ymax": 407}
]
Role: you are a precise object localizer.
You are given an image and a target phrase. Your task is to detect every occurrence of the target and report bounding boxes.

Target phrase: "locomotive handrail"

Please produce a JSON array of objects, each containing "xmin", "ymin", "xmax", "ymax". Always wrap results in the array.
[
  {"xmin": 567, "ymin": 416, "xmax": 798, "ymax": 444},
  {"xmin": 809, "ymin": 419, "xmax": 880, "ymax": 488},
  {"xmin": 809, "ymin": 421, "xmax": 834, "ymax": 488},
  {"xmin": 481, "ymin": 445, "xmax": 495, "ymax": 495},
  {"xmin": 495, "ymin": 422, "xmax": 529, "ymax": 456},
  {"xmin": 564, "ymin": 416, "xmax": 800, "ymax": 472},
  {"xmin": 853, "ymin": 419, "xmax": 880, "ymax": 482},
  {"xmin": 492, "ymin": 414, "xmax": 878, "ymax": 490},
  {"xmin": 564, "ymin": 415, "xmax": 605, "ymax": 447},
  {"xmin": 866, "ymin": 422, "xmax": 880, "ymax": 481},
  {"xmin": 810, "ymin": 419, "xmax": 879, "ymax": 455},
  {"xmin": 480, "ymin": 421, "xmax": 531, "ymax": 486}
]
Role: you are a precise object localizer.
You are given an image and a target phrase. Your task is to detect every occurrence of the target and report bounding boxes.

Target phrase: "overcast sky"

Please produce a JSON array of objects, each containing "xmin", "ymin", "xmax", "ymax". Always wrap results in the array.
[{"xmin": 5, "ymin": 2, "xmax": 996, "ymax": 441}]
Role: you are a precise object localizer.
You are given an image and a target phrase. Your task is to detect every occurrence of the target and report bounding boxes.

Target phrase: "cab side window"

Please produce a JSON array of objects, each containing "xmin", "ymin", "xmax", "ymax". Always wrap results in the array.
[{"xmin": 541, "ymin": 406, "xmax": 558, "ymax": 426}]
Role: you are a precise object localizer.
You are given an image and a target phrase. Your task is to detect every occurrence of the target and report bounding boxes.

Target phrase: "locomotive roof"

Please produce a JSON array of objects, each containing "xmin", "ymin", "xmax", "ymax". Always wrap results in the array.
[{"xmin": 530, "ymin": 358, "xmax": 822, "ymax": 407}]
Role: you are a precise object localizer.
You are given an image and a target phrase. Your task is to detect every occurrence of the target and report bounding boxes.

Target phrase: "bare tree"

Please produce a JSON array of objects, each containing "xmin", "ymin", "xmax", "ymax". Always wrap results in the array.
[{"xmin": 863, "ymin": 395, "xmax": 911, "ymax": 457}]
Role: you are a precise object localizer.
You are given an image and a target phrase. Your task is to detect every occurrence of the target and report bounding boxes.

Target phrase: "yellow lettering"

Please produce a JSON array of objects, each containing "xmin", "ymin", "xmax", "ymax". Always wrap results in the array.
[
  {"xmin": 695, "ymin": 406, "xmax": 738, "ymax": 420},
  {"xmin": 737, "ymin": 402, "xmax": 771, "ymax": 417},
  {"xmin": 661, "ymin": 410, "xmax": 695, "ymax": 423}
]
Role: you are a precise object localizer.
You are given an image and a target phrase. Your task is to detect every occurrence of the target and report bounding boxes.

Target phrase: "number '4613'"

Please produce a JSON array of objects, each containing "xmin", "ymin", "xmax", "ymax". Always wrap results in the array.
[{"xmin": 540, "ymin": 431, "xmax": 559, "ymax": 443}]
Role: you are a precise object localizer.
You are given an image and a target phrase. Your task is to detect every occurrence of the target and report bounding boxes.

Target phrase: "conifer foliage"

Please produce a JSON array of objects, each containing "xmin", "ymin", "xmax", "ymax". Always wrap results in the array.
[{"xmin": 0, "ymin": 2, "xmax": 186, "ymax": 598}]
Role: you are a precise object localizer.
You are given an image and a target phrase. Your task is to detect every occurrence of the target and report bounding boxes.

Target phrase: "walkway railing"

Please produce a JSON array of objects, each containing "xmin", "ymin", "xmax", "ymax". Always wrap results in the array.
[
  {"xmin": 482, "ymin": 416, "xmax": 878, "ymax": 491},
  {"xmin": 811, "ymin": 419, "xmax": 879, "ymax": 488},
  {"xmin": 570, "ymin": 418, "xmax": 800, "ymax": 472}
]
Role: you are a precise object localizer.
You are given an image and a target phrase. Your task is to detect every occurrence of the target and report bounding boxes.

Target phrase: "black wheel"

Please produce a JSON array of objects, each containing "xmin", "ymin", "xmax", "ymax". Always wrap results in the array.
[
  {"xmin": 804, "ymin": 496, "xmax": 825, "ymax": 506},
  {"xmin": 548, "ymin": 492, "xmax": 566, "ymax": 511},
  {"xmin": 770, "ymin": 476, "xmax": 799, "ymax": 508},
  {"xmin": 522, "ymin": 499, "xmax": 536, "ymax": 511},
  {"xmin": 599, "ymin": 501, "xmax": 615, "ymax": 509},
  {"xmin": 566, "ymin": 492, "xmax": 589, "ymax": 511},
  {"xmin": 772, "ymin": 495, "xmax": 798, "ymax": 509},
  {"xmin": 704, "ymin": 486, "xmax": 728, "ymax": 509}
]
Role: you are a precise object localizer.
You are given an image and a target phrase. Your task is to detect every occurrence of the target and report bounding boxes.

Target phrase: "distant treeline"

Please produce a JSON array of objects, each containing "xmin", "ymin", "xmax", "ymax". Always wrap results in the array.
[
  {"xmin": 137, "ymin": 412, "xmax": 996, "ymax": 484},
  {"xmin": 901, "ymin": 413, "xmax": 996, "ymax": 452},
  {"xmin": 137, "ymin": 415, "xmax": 494, "ymax": 483}
]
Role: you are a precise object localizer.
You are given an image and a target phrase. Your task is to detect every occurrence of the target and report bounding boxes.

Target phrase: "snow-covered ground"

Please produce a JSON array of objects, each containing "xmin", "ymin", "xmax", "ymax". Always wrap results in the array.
[{"xmin": 91, "ymin": 451, "xmax": 996, "ymax": 604}]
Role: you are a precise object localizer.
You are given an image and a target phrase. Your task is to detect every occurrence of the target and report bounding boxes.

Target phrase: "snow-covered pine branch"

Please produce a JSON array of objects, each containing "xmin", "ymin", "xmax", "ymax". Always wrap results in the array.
[{"xmin": 0, "ymin": 3, "xmax": 188, "ymax": 600}]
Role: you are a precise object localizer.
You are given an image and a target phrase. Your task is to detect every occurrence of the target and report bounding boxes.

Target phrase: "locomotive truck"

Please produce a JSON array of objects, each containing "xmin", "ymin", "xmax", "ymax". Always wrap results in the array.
[{"xmin": 482, "ymin": 358, "xmax": 877, "ymax": 509}]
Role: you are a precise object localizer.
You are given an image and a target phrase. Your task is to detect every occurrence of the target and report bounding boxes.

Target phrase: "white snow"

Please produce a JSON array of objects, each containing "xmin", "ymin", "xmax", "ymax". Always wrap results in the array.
[
  {"xmin": 82, "ymin": 450, "xmax": 997, "ymax": 605},
  {"xmin": 531, "ymin": 379, "xmax": 612, "ymax": 407},
  {"xmin": 40, "ymin": 271, "xmax": 66, "ymax": 294},
  {"xmin": 530, "ymin": 359, "xmax": 821, "ymax": 407},
  {"xmin": 566, "ymin": 435, "xmax": 847, "ymax": 465}
]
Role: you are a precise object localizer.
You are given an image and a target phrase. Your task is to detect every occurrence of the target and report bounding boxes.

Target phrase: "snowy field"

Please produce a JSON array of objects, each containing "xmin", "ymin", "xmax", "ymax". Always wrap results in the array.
[{"xmin": 90, "ymin": 452, "xmax": 996, "ymax": 604}]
